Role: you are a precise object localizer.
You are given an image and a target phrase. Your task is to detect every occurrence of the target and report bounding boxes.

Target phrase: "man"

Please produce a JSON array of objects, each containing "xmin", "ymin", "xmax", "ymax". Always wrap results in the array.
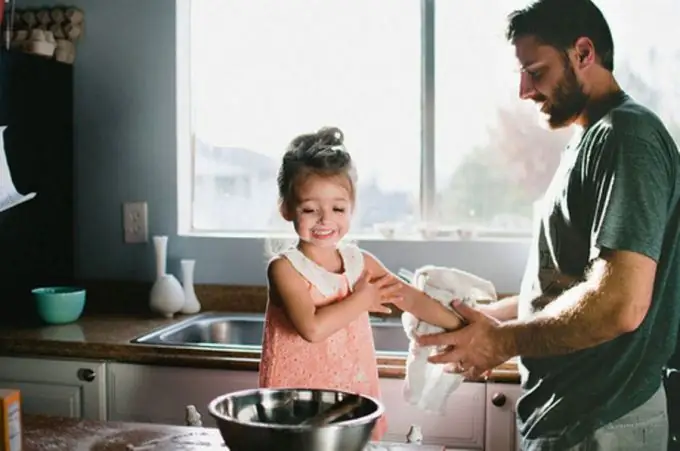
[{"xmin": 413, "ymin": 0, "xmax": 680, "ymax": 449}]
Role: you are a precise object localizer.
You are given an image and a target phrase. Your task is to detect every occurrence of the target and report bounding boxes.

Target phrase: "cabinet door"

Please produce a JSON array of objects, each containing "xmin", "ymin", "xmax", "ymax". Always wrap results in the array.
[
  {"xmin": 107, "ymin": 363, "xmax": 259, "ymax": 427},
  {"xmin": 485, "ymin": 382, "xmax": 523, "ymax": 451},
  {"xmin": 0, "ymin": 356, "xmax": 106, "ymax": 420},
  {"xmin": 1, "ymin": 50, "xmax": 75, "ymax": 313},
  {"xmin": 379, "ymin": 378, "xmax": 485, "ymax": 449}
]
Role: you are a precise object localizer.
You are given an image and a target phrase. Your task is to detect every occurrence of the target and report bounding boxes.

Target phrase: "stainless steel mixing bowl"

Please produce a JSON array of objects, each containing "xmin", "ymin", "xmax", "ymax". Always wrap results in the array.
[{"xmin": 208, "ymin": 387, "xmax": 385, "ymax": 451}]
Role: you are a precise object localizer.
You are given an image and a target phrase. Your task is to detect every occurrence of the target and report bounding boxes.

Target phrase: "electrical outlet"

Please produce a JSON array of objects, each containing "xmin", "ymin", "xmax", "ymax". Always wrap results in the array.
[{"xmin": 123, "ymin": 202, "xmax": 148, "ymax": 243}]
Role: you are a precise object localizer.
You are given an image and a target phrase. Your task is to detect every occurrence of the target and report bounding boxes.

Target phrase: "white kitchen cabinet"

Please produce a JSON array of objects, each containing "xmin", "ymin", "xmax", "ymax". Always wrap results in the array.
[
  {"xmin": 0, "ymin": 354, "xmax": 526, "ymax": 449},
  {"xmin": 484, "ymin": 382, "xmax": 523, "ymax": 451},
  {"xmin": 0, "ymin": 356, "xmax": 107, "ymax": 420},
  {"xmin": 106, "ymin": 362, "xmax": 259, "ymax": 427},
  {"xmin": 380, "ymin": 378, "xmax": 486, "ymax": 449}
]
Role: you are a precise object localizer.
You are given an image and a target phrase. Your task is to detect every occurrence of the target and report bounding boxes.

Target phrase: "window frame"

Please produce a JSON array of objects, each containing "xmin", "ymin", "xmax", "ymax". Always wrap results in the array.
[{"xmin": 175, "ymin": 0, "xmax": 532, "ymax": 293}]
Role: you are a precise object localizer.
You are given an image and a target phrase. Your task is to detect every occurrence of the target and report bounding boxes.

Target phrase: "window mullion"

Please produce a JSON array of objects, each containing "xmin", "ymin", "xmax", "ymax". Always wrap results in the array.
[{"xmin": 420, "ymin": 0, "xmax": 436, "ymax": 225}]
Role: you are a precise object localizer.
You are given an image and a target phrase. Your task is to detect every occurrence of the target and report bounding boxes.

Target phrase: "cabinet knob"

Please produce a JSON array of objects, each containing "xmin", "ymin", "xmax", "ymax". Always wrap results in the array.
[
  {"xmin": 77, "ymin": 368, "xmax": 96, "ymax": 382},
  {"xmin": 491, "ymin": 392, "xmax": 506, "ymax": 407},
  {"xmin": 185, "ymin": 405, "xmax": 203, "ymax": 427},
  {"xmin": 405, "ymin": 424, "xmax": 423, "ymax": 444}
]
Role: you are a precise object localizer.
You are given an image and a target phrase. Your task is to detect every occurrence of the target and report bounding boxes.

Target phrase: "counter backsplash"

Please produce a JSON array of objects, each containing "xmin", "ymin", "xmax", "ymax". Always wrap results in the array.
[
  {"xmin": 76, "ymin": 280, "xmax": 270, "ymax": 316},
  {"xmin": 74, "ymin": 280, "xmax": 514, "ymax": 319}
]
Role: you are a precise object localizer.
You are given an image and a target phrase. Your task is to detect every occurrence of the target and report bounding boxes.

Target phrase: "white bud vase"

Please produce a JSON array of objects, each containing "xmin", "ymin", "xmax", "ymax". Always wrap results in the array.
[
  {"xmin": 149, "ymin": 235, "xmax": 184, "ymax": 318},
  {"xmin": 180, "ymin": 259, "xmax": 201, "ymax": 314}
]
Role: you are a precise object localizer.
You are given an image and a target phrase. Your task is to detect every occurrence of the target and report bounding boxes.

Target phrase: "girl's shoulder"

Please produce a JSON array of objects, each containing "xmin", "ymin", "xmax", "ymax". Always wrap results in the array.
[
  {"xmin": 269, "ymin": 247, "xmax": 342, "ymax": 297},
  {"xmin": 266, "ymin": 254, "xmax": 296, "ymax": 284},
  {"xmin": 267, "ymin": 246, "xmax": 306, "ymax": 270}
]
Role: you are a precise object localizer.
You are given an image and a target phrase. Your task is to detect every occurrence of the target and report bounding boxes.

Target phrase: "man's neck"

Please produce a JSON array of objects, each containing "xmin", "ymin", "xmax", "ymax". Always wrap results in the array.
[{"xmin": 576, "ymin": 75, "xmax": 623, "ymax": 128}]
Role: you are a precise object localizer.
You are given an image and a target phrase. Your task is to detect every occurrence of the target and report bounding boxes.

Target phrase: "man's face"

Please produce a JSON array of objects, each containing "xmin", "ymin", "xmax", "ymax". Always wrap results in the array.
[{"xmin": 514, "ymin": 35, "xmax": 588, "ymax": 129}]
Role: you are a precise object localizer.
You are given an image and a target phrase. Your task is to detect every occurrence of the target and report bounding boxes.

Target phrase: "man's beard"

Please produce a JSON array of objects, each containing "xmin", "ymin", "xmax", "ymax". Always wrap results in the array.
[{"xmin": 538, "ymin": 64, "xmax": 588, "ymax": 129}]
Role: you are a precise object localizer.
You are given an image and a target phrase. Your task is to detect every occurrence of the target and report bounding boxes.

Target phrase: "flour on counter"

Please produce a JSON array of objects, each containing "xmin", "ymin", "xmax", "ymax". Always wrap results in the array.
[{"xmin": 24, "ymin": 420, "xmax": 170, "ymax": 451}]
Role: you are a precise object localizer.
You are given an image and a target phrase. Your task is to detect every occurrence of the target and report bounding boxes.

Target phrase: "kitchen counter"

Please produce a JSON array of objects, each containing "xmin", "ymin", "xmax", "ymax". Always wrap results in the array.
[
  {"xmin": 21, "ymin": 414, "xmax": 446, "ymax": 450},
  {"xmin": 0, "ymin": 313, "xmax": 519, "ymax": 382}
]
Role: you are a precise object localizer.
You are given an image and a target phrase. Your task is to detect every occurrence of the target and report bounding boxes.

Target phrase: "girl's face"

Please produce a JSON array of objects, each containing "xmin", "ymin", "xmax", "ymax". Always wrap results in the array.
[{"xmin": 287, "ymin": 174, "xmax": 354, "ymax": 248}]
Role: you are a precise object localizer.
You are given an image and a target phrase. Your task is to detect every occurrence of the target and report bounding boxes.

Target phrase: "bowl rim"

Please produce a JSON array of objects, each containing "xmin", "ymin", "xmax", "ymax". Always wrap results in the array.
[
  {"xmin": 207, "ymin": 387, "xmax": 385, "ymax": 430},
  {"xmin": 32, "ymin": 286, "xmax": 87, "ymax": 296}
]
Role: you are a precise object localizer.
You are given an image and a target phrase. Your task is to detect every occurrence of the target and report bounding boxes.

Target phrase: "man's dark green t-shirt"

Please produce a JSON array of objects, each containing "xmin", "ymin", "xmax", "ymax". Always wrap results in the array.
[{"xmin": 516, "ymin": 91, "xmax": 680, "ymax": 448}]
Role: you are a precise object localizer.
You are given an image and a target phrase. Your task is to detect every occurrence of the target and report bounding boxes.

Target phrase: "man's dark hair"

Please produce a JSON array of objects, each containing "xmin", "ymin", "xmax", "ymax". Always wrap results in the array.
[{"xmin": 506, "ymin": 0, "xmax": 615, "ymax": 72}]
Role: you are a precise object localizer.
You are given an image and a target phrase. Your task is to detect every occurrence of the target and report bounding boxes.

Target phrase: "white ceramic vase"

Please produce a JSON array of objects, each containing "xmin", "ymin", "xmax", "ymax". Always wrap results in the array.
[
  {"xmin": 149, "ymin": 235, "xmax": 184, "ymax": 318},
  {"xmin": 180, "ymin": 259, "xmax": 201, "ymax": 314}
]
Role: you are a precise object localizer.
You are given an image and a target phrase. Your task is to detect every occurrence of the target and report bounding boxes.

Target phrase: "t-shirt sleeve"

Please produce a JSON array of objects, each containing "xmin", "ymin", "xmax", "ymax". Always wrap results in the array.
[{"xmin": 590, "ymin": 132, "xmax": 674, "ymax": 262}]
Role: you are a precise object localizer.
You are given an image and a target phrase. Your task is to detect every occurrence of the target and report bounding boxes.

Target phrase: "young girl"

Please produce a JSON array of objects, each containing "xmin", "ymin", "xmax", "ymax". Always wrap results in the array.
[{"xmin": 259, "ymin": 126, "xmax": 465, "ymax": 440}]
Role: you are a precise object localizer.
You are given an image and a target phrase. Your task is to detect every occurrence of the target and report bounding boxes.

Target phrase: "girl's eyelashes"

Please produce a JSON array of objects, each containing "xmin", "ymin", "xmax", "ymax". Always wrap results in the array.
[
  {"xmin": 297, "ymin": 202, "xmax": 349, "ymax": 215},
  {"xmin": 301, "ymin": 207, "xmax": 345, "ymax": 214}
]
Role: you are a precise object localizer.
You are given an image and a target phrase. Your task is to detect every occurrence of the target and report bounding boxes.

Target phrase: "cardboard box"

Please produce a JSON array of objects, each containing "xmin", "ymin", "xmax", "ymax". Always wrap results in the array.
[{"xmin": 0, "ymin": 389, "xmax": 21, "ymax": 451}]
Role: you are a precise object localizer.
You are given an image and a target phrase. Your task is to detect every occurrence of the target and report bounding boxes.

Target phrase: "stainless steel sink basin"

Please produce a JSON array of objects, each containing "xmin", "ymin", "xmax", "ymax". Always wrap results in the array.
[{"xmin": 132, "ymin": 312, "xmax": 409, "ymax": 355}]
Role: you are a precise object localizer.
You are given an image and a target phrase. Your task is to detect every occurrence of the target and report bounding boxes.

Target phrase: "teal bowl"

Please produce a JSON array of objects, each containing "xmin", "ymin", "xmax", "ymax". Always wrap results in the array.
[{"xmin": 32, "ymin": 287, "xmax": 86, "ymax": 325}]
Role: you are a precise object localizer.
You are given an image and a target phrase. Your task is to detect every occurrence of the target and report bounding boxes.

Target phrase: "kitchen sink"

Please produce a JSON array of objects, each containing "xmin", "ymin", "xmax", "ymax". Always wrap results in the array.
[{"xmin": 131, "ymin": 312, "xmax": 409, "ymax": 355}]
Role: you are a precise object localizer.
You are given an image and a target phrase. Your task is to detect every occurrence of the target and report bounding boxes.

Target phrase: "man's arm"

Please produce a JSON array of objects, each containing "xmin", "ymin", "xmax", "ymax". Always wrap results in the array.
[{"xmin": 499, "ymin": 247, "xmax": 656, "ymax": 358}]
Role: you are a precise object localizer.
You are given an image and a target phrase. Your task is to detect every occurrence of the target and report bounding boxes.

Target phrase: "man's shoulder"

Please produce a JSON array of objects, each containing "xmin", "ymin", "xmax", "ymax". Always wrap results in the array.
[
  {"xmin": 599, "ymin": 95, "xmax": 674, "ymax": 146},
  {"xmin": 577, "ymin": 94, "xmax": 678, "ymax": 172}
]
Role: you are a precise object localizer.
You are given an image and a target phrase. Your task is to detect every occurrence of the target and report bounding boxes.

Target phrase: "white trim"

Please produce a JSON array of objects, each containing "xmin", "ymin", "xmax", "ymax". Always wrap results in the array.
[
  {"xmin": 420, "ymin": 0, "xmax": 436, "ymax": 223},
  {"xmin": 177, "ymin": 230, "xmax": 530, "ymax": 242},
  {"xmin": 176, "ymin": 0, "xmax": 192, "ymax": 234},
  {"xmin": 164, "ymin": 234, "xmax": 531, "ymax": 294}
]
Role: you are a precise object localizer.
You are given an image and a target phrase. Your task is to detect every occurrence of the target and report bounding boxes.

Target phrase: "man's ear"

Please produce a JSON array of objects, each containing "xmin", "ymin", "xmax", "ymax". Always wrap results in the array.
[
  {"xmin": 573, "ymin": 37, "xmax": 595, "ymax": 68},
  {"xmin": 279, "ymin": 201, "xmax": 294, "ymax": 222}
]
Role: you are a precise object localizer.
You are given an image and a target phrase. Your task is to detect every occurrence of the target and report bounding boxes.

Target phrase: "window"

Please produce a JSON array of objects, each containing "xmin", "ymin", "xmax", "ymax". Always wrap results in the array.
[
  {"xmin": 187, "ymin": 0, "xmax": 421, "ymax": 236},
  {"xmin": 177, "ymin": 0, "xmax": 680, "ymax": 288},
  {"xmin": 434, "ymin": 0, "xmax": 680, "ymax": 240},
  {"xmin": 434, "ymin": 0, "xmax": 573, "ymax": 238},
  {"xmin": 182, "ymin": 0, "xmax": 679, "ymax": 240}
]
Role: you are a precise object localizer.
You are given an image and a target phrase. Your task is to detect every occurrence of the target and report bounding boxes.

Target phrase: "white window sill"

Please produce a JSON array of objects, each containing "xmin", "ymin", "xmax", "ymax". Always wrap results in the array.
[
  {"xmin": 177, "ymin": 230, "xmax": 532, "ymax": 243},
  {"xmin": 170, "ymin": 231, "xmax": 532, "ymax": 294}
]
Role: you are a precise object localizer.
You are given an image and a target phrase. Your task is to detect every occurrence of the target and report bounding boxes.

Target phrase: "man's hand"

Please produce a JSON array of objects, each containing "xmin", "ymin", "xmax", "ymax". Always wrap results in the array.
[{"xmin": 416, "ymin": 300, "xmax": 515, "ymax": 379}]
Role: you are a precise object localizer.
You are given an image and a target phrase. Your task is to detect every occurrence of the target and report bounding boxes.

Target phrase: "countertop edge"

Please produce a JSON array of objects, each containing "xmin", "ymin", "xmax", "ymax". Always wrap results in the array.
[
  {"xmin": 0, "ymin": 342, "xmax": 521, "ymax": 383},
  {"xmin": 0, "ymin": 314, "xmax": 521, "ymax": 383}
]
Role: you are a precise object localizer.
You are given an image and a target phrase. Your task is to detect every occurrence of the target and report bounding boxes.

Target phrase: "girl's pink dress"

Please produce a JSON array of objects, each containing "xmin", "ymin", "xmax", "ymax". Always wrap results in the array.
[{"xmin": 258, "ymin": 243, "xmax": 387, "ymax": 441}]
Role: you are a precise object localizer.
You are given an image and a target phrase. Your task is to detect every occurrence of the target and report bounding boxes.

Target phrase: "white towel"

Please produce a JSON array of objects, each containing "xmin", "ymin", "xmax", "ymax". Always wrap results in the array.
[{"xmin": 401, "ymin": 265, "xmax": 497, "ymax": 414}]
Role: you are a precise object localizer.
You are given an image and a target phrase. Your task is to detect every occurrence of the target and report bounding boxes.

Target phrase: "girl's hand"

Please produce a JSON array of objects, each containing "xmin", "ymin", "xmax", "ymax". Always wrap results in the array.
[{"xmin": 354, "ymin": 270, "xmax": 402, "ymax": 313}]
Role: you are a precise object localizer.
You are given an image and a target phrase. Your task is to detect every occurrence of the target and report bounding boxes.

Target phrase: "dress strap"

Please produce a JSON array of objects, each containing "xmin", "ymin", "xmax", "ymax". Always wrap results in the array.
[
  {"xmin": 338, "ymin": 243, "xmax": 365, "ymax": 289},
  {"xmin": 280, "ymin": 247, "xmax": 345, "ymax": 298}
]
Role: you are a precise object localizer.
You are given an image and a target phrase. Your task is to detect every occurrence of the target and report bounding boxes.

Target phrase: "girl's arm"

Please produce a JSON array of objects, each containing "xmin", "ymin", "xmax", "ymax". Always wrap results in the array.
[
  {"xmin": 267, "ymin": 256, "xmax": 396, "ymax": 343},
  {"xmin": 362, "ymin": 251, "xmax": 465, "ymax": 330},
  {"xmin": 476, "ymin": 295, "xmax": 519, "ymax": 322}
]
